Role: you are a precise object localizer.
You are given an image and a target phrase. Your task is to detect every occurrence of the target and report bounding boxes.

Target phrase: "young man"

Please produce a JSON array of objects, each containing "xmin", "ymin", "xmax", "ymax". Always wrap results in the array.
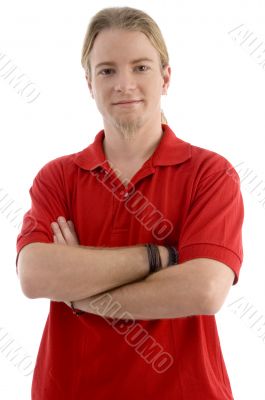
[{"xmin": 16, "ymin": 7, "xmax": 244, "ymax": 400}]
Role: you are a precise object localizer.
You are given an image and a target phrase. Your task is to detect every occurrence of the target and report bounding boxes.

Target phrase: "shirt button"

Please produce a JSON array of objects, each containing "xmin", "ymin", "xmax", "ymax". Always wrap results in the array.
[{"xmin": 124, "ymin": 192, "xmax": 129, "ymax": 198}]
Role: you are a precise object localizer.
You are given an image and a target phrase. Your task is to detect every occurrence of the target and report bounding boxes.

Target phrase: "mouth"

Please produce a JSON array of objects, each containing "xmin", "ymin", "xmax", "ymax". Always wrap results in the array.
[{"xmin": 112, "ymin": 100, "xmax": 143, "ymax": 106}]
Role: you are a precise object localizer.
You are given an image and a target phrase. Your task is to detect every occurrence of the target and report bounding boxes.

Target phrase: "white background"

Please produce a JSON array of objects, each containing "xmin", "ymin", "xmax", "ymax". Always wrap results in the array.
[{"xmin": 0, "ymin": 0, "xmax": 265, "ymax": 399}]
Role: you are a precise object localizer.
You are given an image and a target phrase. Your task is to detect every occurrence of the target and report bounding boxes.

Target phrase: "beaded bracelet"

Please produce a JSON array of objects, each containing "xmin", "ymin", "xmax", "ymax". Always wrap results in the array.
[
  {"xmin": 145, "ymin": 243, "xmax": 179, "ymax": 272},
  {"xmin": 144, "ymin": 244, "xmax": 162, "ymax": 273},
  {"xmin": 165, "ymin": 246, "xmax": 179, "ymax": 266}
]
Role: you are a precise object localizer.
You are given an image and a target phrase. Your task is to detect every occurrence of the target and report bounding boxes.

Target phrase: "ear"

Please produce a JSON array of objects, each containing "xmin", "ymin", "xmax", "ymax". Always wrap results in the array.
[
  {"xmin": 162, "ymin": 65, "xmax": 171, "ymax": 95},
  {"xmin": 85, "ymin": 74, "xmax": 94, "ymax": 99}
]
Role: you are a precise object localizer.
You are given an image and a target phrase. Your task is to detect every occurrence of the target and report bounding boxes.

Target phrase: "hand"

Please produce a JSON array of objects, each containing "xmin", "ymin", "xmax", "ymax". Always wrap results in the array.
[
  {"xmin": 51, "ymin": 216, "xmax": 80, "ymax": 310},
  {"xmin": 51, "ymin": 216, "xmax": 79, "ymax": 246}
]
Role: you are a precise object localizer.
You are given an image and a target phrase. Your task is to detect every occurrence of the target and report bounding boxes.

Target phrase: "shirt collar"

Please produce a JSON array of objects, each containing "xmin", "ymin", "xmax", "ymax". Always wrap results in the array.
[{"xmin": 73, "ymin": 124, "xmax": 192, "ymax": 171}]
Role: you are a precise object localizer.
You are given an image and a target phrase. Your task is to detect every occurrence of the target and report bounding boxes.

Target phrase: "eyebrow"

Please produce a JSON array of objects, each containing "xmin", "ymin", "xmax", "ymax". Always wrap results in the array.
[{"xmin": 95, "ymin": 58, "xmax": 154, "ymax": 70}]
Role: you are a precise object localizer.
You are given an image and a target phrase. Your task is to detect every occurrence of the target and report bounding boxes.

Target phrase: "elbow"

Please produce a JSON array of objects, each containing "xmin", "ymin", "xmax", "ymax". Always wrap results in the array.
[
  {"xmin": 17, "ymin": 243, "xmax": 44, "ymax": 299},
  {"xmin": 201, "ymin": 296, "xmax": 220, "ymax": 315},
  {"xmin": 200, "ymin": 282, "xmax": 226, "ymax": 315}
]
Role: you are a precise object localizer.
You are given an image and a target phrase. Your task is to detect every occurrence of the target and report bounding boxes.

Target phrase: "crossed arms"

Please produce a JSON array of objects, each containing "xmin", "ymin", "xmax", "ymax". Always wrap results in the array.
[{"xmin": 17, "ymin": 216, "xmax": 235, "ymax": 320}]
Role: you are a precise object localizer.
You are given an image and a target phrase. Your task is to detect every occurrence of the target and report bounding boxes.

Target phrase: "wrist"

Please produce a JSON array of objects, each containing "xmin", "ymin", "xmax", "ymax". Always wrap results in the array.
[
  {"xmin": 158, "ymin": 245, "xmax": 169, "ymax": 269},
  {"xmin": 144, "ymin": 244, "xmax": 162, "ymax": 273}
]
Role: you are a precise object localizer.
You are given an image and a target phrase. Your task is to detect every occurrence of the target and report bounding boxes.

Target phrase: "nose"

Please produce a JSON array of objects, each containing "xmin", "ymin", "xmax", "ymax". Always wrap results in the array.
[{"xmin": 113, "ymin": 69, "xmax": 137, "ymax": 92}]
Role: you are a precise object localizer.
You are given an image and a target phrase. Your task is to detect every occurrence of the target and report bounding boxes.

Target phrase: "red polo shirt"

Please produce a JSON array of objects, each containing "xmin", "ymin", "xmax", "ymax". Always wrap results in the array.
[{"xmin": 16, "ymin": 124, "xmax": 244, "ymax": 400}]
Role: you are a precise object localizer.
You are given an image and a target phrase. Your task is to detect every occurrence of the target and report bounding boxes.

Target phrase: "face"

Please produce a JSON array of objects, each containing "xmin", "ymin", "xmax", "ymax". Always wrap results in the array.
[{"xmin": 86, "ymin": 29, "xmax": 170, "ymax": 140}]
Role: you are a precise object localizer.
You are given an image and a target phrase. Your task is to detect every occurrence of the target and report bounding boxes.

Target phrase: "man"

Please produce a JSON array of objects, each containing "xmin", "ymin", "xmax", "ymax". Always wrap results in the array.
[{"xmin": 16, "ymin": 6, "xmax": 244, "ymax": 400}]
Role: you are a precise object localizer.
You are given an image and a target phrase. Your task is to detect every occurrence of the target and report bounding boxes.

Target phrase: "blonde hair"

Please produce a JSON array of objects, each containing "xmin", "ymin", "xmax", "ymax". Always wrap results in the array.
[{"xmin": 81, "ymin": 6, "xmax": 169, "ymax": 124}]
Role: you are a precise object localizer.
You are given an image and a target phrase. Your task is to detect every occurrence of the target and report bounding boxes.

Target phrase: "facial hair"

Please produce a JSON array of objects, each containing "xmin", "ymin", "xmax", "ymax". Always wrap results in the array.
[{"xmin": 112, "ymin": 115, "xmax": 143, "ymax": 142}]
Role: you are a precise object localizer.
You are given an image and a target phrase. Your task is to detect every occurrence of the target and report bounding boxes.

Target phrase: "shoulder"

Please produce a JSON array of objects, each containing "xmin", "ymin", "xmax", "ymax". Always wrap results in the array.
[
  {"xmin": 167, "ymin": 125, "xmax": 237, "ymax": 180},
  {"xmin": 32, "ymin": 151, "xmax": 81, "ymax": 186},
  {"xmin": 187, "ymin": 142, "xmax": 239, "ymax": 182}
]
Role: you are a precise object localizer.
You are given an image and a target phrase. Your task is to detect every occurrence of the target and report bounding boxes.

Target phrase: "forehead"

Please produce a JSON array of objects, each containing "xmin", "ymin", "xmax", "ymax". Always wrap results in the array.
[{"xmin": 90, "ymin": 29, "xmax": 160, "ymax": 65}]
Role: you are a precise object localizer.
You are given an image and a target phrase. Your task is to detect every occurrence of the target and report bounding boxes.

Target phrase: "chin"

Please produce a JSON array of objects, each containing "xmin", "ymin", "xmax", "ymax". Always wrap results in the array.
[{"xmin": 112, "ymin": 117, "xmax": 143, "ymax": 137}]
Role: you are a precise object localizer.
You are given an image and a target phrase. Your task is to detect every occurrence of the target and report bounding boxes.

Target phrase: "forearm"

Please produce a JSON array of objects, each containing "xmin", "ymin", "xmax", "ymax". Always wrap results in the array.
[
  {"xmin": 18, "ymin": 242, "xmax": 152, "ymax": 301},
  {"xmin": 72, "ymin": 261, "xmax": 209, "ymax": 320}
]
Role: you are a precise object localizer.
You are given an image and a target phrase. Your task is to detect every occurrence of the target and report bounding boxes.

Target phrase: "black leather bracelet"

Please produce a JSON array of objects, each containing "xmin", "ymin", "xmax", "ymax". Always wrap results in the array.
[
  {"xmin": 165, "ymin": 246, "xmax": 179, "ymax": 266},
  {"xmin": 70, "ymin": 301, "xmax": 85, "ymax": 316},
  {"xmin": 144, "ymin": 244, "xmax": 162, "ymax": 273}
]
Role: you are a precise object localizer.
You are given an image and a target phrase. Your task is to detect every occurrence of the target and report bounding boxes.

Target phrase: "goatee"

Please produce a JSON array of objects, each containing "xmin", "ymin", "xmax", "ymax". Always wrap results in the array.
[{"xmin": 113, "ymin": 117, "xmax": 142, "ymax": 141}]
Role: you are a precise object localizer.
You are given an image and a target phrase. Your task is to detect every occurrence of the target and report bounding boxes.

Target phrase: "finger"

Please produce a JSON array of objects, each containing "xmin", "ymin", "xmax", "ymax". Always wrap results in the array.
[
  {"xmin": 57, "ymin": 216, "xmax": 79, "ymax": 245},
  {"xmin": 67, "ymin": 220, "xmax": 79, "ymax": 243},
  {"xmin": 67, "ymin": 220, "xmax": 76, "ymax": 234},
  {"xmin": 51, "ymin": 221, "xmax": 66, "ymax": 244}
]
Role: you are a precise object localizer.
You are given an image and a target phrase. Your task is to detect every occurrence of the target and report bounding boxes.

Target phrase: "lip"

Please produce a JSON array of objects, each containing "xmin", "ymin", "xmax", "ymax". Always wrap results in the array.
[{"xmin": 112, "ymin": 100, "xmax": 143, "ymax": 105}]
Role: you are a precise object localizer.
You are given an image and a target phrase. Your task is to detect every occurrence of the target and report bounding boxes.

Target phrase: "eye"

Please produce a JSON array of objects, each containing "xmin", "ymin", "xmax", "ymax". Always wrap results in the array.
[
  {"xmin": 99, "ymin": 68, "xmax": 114, "ymax": 76},
  {"xmin": 136, "ymin": 65, "xmax": 150, "ymax": 72}
]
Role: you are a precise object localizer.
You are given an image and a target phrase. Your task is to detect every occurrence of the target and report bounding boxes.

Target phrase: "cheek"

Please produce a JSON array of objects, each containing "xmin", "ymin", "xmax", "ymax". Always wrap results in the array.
[
  {"xmin": 94, "ymin": 90, "xmax": 106, "ymax": 107},
  {"xmin": 98, "ymin": 88, "xmax": 111, "ymax": 104},
  {"xmin": 147, "ymin": 86, "xmax": 162, "ymax": 103},
  {"xmin": 146, "ymin": 78, "xmax": 162, "ymax": 92}
]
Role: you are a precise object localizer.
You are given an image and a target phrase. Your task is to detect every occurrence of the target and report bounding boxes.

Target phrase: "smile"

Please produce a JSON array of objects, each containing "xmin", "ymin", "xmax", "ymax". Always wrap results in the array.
[{"xmin": 112, "ymin": 100, "xmax": 143, "ymax": 106}]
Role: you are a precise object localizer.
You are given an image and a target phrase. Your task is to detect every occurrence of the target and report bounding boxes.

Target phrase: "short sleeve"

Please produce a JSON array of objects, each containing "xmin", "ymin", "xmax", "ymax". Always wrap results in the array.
[
  {"xmin": 16, "ymin": 160, "xmax": 70, "ymax": 271},
  {"xmin": 178, "ymin": 162, "xmax": 244, "ymax": 285}
]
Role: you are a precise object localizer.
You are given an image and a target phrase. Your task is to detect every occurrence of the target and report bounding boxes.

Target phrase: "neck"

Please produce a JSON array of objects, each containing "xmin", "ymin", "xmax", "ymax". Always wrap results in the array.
[{"xmin": 102, "ymin": 119, "xmax": 164, "ymax": 165}]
